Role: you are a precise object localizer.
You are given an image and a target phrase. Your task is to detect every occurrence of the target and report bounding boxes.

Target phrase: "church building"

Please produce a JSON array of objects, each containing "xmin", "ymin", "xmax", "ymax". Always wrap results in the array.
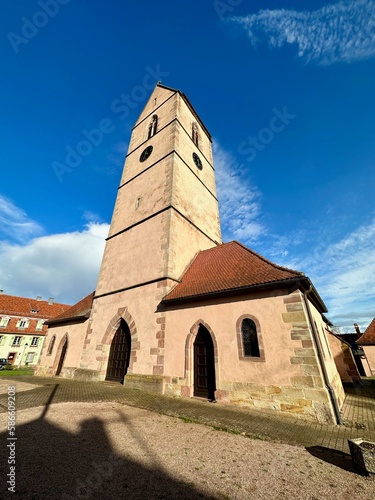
[{"xmin": 37, "ymin": 83, "xmax": 345, "ymax": 424}]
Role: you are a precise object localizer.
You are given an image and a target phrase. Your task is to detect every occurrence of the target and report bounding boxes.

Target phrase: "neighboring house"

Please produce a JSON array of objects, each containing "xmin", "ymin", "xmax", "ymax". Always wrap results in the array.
[
  {"xmin": 325, "ymin": 329, "xmax": 361, "ymax": 384},
  {"xmin": 0, "ymin": 294, "xmax": 69, "ymax": 367},
  {"xmin": 36, "ymin": 83, "xmax": 345, "ymax": 424},
  {"xmin": 356, "ymin": 319, "xmax": 375, "ymax": 376},
  {"xmin": 36, "ymin": 293, "xmax": 94, "ymax": 377},
  {"xmin": 334, "ymin": 331, "xmax": 368, "ymax": 377}
]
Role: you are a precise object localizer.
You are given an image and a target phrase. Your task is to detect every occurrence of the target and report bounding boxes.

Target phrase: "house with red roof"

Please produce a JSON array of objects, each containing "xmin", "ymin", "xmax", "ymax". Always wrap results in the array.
[
  {"xmin": 37, "ymin": 293, "xmax": 94, "ymax": 377},
  {"xmin": 36, "ymin": 84, "xmax": 346, "ymax": 424},
  {"xmin": 356, "ymin": 319, "xmax": 375, "ymax": 376},
  {"xmin": 0, "ymin": 293, "xmax": 69, "ymax": 368}
]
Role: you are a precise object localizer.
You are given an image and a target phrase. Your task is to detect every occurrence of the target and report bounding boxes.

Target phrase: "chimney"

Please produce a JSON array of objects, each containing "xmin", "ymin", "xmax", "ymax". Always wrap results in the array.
[
  {"xmin": 36, "ymin": 296, "xmax": 42, "ymax": 301},
  {"xmin": 48, "ymin": 297, "xmax": 54, "ymax": 305},
  {"xmin": 354, "ymin": 323, "xmax": 361, "ymax": 337},
  {"xmin": 0, "ymin": 290, "xmax": 3, "ymax": 294}
]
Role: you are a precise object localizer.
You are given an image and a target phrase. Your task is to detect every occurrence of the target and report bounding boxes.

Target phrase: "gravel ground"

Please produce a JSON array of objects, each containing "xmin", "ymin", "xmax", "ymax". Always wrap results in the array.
[{"xmin": 1, "ymin": 397, "xmax": 374, "ymax": 500}]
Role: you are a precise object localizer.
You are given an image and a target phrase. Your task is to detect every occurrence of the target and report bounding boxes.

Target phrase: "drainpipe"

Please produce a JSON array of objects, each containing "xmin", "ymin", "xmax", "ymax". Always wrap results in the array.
[{"xmin": 302, "ymin": 286, "xmax": 342, "ymax": 425}]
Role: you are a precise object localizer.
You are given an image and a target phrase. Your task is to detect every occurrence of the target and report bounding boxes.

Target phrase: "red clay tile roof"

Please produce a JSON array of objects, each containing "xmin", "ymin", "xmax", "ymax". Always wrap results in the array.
[
  {"xmin": 0, "ymin": 294, "xmax": 69, "ymax": 319},
  {"xmin": 357, "ymin": 318, "xmax": 375, "ymax": 345},
  {"xmin": 0, "ymin": 317, "xmax": 49, "ymax": 336},
  {"xmin": 163, "ymin": 241, "xmax": 305, "ymax": 303},
  {"xmin": 46, "ymin": 292, "xmax": 94, "ymax": 325}
]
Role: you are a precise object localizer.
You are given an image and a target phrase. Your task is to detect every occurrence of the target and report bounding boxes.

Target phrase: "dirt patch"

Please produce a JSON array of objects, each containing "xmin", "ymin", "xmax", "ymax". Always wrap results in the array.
[{"xmin": 0, "ymin": 379, "xmax": 39, "ymax": 395}]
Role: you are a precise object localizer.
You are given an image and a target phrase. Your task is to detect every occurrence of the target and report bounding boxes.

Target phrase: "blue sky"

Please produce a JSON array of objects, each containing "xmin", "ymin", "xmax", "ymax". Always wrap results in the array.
[{"xmin": 0, "ymin": 0, "xmax": 374, "ymax": 331}]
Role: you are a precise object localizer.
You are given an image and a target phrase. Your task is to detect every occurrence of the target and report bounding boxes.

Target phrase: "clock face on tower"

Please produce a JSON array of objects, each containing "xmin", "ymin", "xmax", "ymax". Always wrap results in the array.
[
  {"xmin": 192, "ymin": 152, "xmax": 203, "ymax": 170},
  {"xmin": 140, "ymin": 145, "xmax": 153, "ymax": 162}
]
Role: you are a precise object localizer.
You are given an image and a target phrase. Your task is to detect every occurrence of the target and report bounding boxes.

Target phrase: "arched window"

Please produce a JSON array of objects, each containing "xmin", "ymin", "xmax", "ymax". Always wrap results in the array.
[
  {"xmin": 148, "ymin": 115, "xmax": 158, "ymax": 139},
  {"xmin": 241, "ymin": 319, "xmax": 260, "ymax": 357},
  {"xmin": 47, "ymin": 335, "xmax": 56, "ymax": 355},
  {"xmin": 192, "ymin": 123, "xmax": 199, "ymax": 147}
]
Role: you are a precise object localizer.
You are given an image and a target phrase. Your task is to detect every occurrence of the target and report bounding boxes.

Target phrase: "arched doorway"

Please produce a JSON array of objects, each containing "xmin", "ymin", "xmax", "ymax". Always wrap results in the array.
[
  {"xmin": 194, "ymin": 325, "xmax": 216, "ymax": 400},
  {"xmin": 55, "ymin": 336, "xmax": 68, "ymax": 376},
  {"xmin": 105, "ymin": 320, "xmax": 131, "ymax": 383}
]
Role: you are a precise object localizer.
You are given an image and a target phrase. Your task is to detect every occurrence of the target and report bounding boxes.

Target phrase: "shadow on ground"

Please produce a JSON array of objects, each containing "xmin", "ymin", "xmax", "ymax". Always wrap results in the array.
[
  {"xmin": 306, "ymin": 446, "xmax": 363, "ymax": 475},
  {"xmin": 344, "ymin": 379, "xmax": 375, "ymax": 398},
  {"xmin": 1, "ymin": 385, "xmax": 215, "ymax": 499}
]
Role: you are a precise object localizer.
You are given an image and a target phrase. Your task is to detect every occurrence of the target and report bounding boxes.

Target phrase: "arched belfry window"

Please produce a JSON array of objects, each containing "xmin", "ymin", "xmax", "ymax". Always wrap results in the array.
[
  {"xmin": 148, "ymin": 115, "xmax": 158, "ymax": 139},
  {"xmin": 192, "ymin": 123, "xmax": 199, "ymax": 147}
]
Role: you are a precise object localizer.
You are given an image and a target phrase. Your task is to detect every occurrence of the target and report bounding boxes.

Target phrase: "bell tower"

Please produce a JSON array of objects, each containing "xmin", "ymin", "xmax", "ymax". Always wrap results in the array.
[{"xmin": 79, "ymin": 83, "xmax": 221, "ymax": 383}]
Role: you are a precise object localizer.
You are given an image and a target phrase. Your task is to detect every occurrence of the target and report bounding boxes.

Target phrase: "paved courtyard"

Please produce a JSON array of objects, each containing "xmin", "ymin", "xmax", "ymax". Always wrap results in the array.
[{"xmin": 0, "ymin": 375, "xmax": 374, "ymax": 453}]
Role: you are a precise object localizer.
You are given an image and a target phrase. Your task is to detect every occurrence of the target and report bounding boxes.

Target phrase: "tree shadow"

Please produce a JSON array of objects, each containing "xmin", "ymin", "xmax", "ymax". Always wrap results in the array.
[
  {"xmin": 0, "ymin": 385, "xmax": 216, "ymax": 499},
  {"xmin": 306, "ymin": 445, "xmax": 365, "ymax": 475}
]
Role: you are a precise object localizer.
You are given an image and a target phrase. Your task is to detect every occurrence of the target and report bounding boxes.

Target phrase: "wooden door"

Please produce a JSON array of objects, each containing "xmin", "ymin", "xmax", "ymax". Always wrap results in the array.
[
  {"xmin": 105, "ymin": 321, "xmax": 131, "ymax": 383},
  {"xmin": 8, "ymin": 353, "xmax": 16, "ymax": 365},
  {"xmin": 193, "ymin": 326, "xmax": 216, "ymax": 400}
]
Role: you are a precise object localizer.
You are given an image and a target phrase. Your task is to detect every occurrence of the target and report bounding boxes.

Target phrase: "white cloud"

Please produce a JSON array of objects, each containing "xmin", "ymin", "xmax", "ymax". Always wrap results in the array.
[
  {"xmin": 0, "ymin": 194, "xmax": 42, "ymax": 241},
  {"xmin": 312, "ymin": 220, "xmax": 375, "ymax": 328},
  {"xmin": 231, "ymin": 0, "xmax": 375, "ymax": 65},
  {"xmin": 82, "ymin": 210, "xmax": 104, "ymax": 224},
  {"xmin": 213, "ymin": 141, "xmax": 265, "ymax": 243},
  {"xmin": 268, "ymin": 219, "xmax": 375, "ymax": 330},
  {"xmin": 0, "ymin": 222, "xmax": 109, "ymax": 305}
]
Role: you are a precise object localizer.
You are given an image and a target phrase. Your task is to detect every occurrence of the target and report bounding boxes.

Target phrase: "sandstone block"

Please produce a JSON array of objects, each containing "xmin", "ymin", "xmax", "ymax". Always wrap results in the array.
[
  {"xmin": 282, "ymin": 312, "xmax": 307, "ymax": 323},
  {"xmin": 265, "ymin": 386, "xmax": 282, "ymax": 395},
  {"xmin": 286, "ymin": 303, "xmax": 304, "ymax": 312},
  {"xmin": 291, "ymin": 375, "xmax": 315, "ymax": 387},
  {"xmin": 280, "ymin": 403, "xmax": 305, "ymax": 413},
  {"xmin": 301, "ymin": 365, "xmax": 321, "ymax": 376},
  {"xmin": 303, "ymin": 388, "xmax": 330, "ymax": 403},
  {"xmin": 294, "ymin": 347, "xmax": 315, "ymax": 357},
  {"xmin": 290, "ymin": 356, "xmax": 304, "ymax": 364}
]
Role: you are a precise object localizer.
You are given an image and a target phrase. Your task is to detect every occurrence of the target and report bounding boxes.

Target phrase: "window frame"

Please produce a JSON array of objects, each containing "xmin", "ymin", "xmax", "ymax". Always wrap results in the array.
[
  {"xmin": 192, "ymin": 122, "xmax": 199, "ymax": 147},
  {"xmin": 147, "ymin": 114, "xmax": 158, "ymax": 139},
  {"xmin": 36, "ymin": 320, "xmax": 44, "ymax": 331},
  {"xmin": 0, "ymin": 316, "xmax": 10, "ymax": 328},
  {"xmin": 236, "ymin": 315, "xmax": 265, "ymax": 362},
  {"xmin": 31, "ymin": 337, "xmax": 39, "ymax": 347},
  {"xmin": 47, "ymin": 335, "xmax": 56, "ymax": 355},
  {"xmin": 26, "ymin": 352, "xmax": 35, "ymax": 363},
  {"xmin": 17, "ymin": 318, "xmax": 29, "ymax": 329},
  {"xmin": 12, "ymin": 336, "xmax": 22, "ymax": 346}
]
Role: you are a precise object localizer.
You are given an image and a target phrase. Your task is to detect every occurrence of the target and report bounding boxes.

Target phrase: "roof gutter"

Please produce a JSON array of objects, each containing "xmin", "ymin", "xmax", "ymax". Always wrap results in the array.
[
  {"xmin": 302, "ymin": 286, "xmax": 342, "ymax": 425},
  {"xmin": 163, "ymin": 277, "xmax": 304, "ymax": 305},
  {"xmin": 46, "ymin": 314, "xmax": 90, "ymax": 326}
]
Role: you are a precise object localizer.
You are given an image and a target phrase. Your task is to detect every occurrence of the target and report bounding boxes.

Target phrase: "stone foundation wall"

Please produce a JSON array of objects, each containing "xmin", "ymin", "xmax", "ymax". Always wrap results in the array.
[
  {"xmin": 124, "ymin": 374, "xmax": 164, "ymax": 393},
  {"xmin": 163, "ymin": 378, "xmax": 335, "ymax": 423}
]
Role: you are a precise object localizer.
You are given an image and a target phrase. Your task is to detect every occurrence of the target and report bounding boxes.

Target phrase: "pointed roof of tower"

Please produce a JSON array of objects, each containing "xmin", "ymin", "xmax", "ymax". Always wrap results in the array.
[
  {"xmin": 134, "ymin": 82, "xmax": 212, "ymax": 140},
  {"xmin": 356, "ymin": 318, "xmax": 375, "ymax": 345},
  {"xmin": 163, "ymin": 241, "xmax": 326, "ymax": 311}
]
